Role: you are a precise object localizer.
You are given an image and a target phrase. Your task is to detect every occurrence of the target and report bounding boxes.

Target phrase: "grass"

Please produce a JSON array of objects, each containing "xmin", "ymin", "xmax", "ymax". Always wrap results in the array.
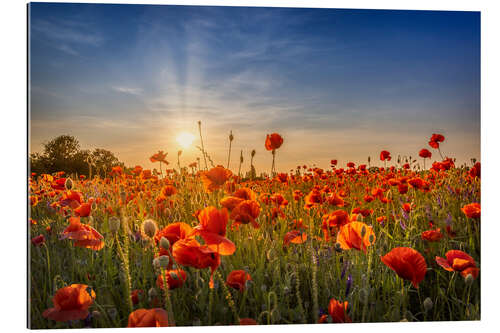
[{"xmin": 28, "ymin": 162, "xmax": 480, "ymax": 328}]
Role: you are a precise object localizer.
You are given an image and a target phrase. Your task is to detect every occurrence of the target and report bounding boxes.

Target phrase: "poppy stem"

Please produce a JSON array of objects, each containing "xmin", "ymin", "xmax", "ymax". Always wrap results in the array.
[
  {"xmin": 198, "ymin": 121, "xmax": 208, "ymax": 170},
  {"xmin": 271, "ymin": 149, "xmax": 276, "ymax": 177},
  {"xmin": 217, "ymin": 271, "xmax": 240, "ymax": 324},
  {"xmin": 161, "ymin": 268, "xmax": 176, "ymax": 326}
]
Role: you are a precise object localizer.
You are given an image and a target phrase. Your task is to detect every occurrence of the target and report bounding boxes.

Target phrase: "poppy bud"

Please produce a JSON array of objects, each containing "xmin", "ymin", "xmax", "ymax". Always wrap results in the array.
[
  {"xmin": 157, "ymin": 255, "xmax": 169, "ymax": 268},
  {"xmin": 148, "ymin": 287, "xmax": 158, "ymax": 299},
  {"xmin": 251, "ymin": 149, "xmax": 256, "ymax": 157},
  {"xmin": 361, "ymin": 226, "xmax": 367, "ymax": 238},
  {"xmin": 229, "ymin": 130, "xmax": 234, "ymax": 142},
  {"xmin": 423, "ymin": 297, "xmax": 433, "ymax": 312},
  {"xmin": 334, "ymin": 242, "xmax": 342, "ymax": 252},
  {"xmin": 108, "ymin": 216, "xmax": 120, "ymax": 234},
  {"xmin": 108, "ymin": 308, "xmax": 118, "ymax": 319},
  {"xmin": 91, "ymin": 310, "xmax": 101, "ymax": 319},
  {"xmin": 65, "ymin": 178, "xmax": 73, "ymax": 190},
  {"xmin": 152, "ymin": 257, "xmax": 161, "ymax": 270},
  {"xmin": 160, "ymin": 237, "xmax": 170, "ymax": 251},
  {"xmin": 178, "ymin": 150, "xmax": 182, "ymax": 156},
  {"xmin": 465, "ymin": 273, "xmax": 474, "ymax": 285},
  {"xmin": 368, "ymin": 234, "xmax": 375, "ymax": 244},
  {"xmin": 142, "ymin": 219, "xmax": 158, "ymax": 238}
]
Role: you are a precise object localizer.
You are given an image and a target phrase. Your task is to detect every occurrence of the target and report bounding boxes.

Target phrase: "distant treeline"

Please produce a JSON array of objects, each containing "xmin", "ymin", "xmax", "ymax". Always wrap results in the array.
[{"xmin": 29, "ymin": 135, "xmax": 124, "ymax": 177}]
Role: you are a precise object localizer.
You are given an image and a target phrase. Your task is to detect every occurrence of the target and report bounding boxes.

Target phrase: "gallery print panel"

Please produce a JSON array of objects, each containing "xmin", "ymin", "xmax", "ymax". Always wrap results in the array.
[{"xmin": 28, "ymin": 1, "xmax": 480, "ymax": 329}]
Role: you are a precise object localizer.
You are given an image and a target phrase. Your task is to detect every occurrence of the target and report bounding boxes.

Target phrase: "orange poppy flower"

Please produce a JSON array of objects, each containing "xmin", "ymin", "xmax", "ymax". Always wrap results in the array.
[
  {"xmin": 461, "ymin": 203, "xmax": 480, "ymax": 219},
  {"xmin": 336, "ymin": 221, "xmax": 376, "ymax": 253},
  {"xmin": 226, "ymin": 270, "xmax": 252, "ymax": 292},
  {"xmin": 127, "ymin": 308, "xmax": 169, "ymax": 327},
  {"xmin": 74, "ymin": 202, "xmax": 92, "ymax": 217},
  {"xmin": 60, "ymin": 217, "xmax": 104, "ymax": 250},
  {"xmin": 192, "ymin": 206, "xmax": 235, "ymax": 255},
  {"xmin": 43, "ymin": 284, "xmax": 96, "ymax": 322},
  {"xmin": 435, "ymin": 250, "xmax": 479, "ymax": 279},
  {"xmin": 421, "ymin": 228, "xmax": 443, "ymax": 242},
  {"xmin": 154, "ymin": 222, "xmax": 193, "ymax": 248},
  {"xmin": 230, "ymin": 200, "xmax": 261, "ymax": 228},
  {"xmin": 200, "ymin": 166, "xmax": 232, "ymax": 193},
  {"xmin": 172, "ymin": 238, "xmax": 220, "ymax": 288},
  {"xmin": 283, "ymin": 230, "xmax": 307, "ymax": 247},
  {"xmin": 380, "ymin": 150, "xmax": 391, "ymax": 161},
  {"xmin": 156, "ymin": 269, "xmax": 187, "ymax": 290},
  {"xmin": 239, "ymin": 318, "xmax": 258, "ymax": 325},
  {"xmin": 150, "ymin": 151, "xmax": 168, "ymax": 164},
  {"xmin": 265, "ymin": 133, "xmax": 284, "ymax": 151},
  {"xmin": 160, "ymin": 185, "xmax": 177, "ymax": 197},
  {"xmin": 402, "ymin": 203, "xmax": 412, "ymax": 213},
  {"xmin": 326, "ymin": 193, "xmax": 345, "ymax": 207},
  {"xmin": 328, "ymin": 298, "xmax": 352, "ymax": 323},
  {"xmin": 381, "ymin": 247, "xmax": 427, "ymax": 288},
  {"xmin": 220, "ymin": 196, "xmax": 245, "ymax": 211}
]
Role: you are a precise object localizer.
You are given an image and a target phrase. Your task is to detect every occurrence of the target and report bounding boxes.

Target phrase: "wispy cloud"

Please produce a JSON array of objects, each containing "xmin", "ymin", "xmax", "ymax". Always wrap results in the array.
[
  {"xmin": 112, "ymin": 86, "xmax": 143, "ymax": 96},
  {"xmin": 31, "ymin": 19, "xmax": 104, "ymax": 46}
]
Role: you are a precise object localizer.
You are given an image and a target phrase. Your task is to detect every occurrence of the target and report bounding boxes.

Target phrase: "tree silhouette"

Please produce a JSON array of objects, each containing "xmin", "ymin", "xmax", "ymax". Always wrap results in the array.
[{"xmin": 29, "ymin": 135, "xmax": 124, "ymax": 177}]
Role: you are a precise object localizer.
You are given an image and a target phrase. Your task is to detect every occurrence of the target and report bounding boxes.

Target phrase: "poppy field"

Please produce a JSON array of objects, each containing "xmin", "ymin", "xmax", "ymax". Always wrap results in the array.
[{"xmin": 28, "ymin": 132, "xmax": 481, "ymax": 328}]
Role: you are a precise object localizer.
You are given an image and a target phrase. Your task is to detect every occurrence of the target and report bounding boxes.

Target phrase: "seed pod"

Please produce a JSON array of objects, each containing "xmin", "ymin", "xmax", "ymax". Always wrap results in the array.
[
  {"xmin": 142, "ymin": 219, "xmax": 158, "ymax": 238},
  {"xmin": 160, "ymin": 237, "xmax": 170, "ymax": 251},
  {"xmin": 423, "ymin": 297, "xmax": 433, "ymax": 312},
  {"xmin": 65, "ymin": 178, "xmax": 73, "ymax": 190},
  {"xmin": 465, "ymin": 274, "xmax": 474, "ymax": 285},
  {"xmin": 108, "ymin": 216, "xmax": 120, "ymax": 234},
  {"xmin": 157, "ymin": 255, "xmax": 169, "ymax": 268}
]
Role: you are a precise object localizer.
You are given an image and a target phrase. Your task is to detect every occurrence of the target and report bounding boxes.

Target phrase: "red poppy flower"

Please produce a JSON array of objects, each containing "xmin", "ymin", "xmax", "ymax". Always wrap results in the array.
[
  {"xmin": 127, "ymin": 308, "xmax": 169, "ymax": 327},
  {"xmin": 74, "ymin": 202, "xmax": 92, "ymax": 217},
  {"xmin": 331, "ymin": 159, "xmax": 338, "ymax": 166},
  {"xmin": 60, "ymin": 217, "xmax": 104, "ymax": 250},
  {"xmin": 226, "ymin": 270, "xmax": 252, "ymax": 292},
  {"xmin": 328, "ymin": 298, "xmax": 352, "ymax": 323},
  {"xmin": 172, "ymin": 238, "xmax": 220, "ymax": 288},
  {"xmin": 43, "ymin": 284, "xmax": 96, "ymax": 322},
  {"xmin": 429, "ymin": 134, "xmax": 445, "ymax": 149},
  {"xmin": 435, "ymin": 250, "xmax": 479, "ymax": 279},
  {"xmin": 283, "ymin": 230, "xmax": 307, "ymax": 247},
  {"xmin": 31, "ymin": 234, "xmax": 46, "ymax": 246},
  {"xmin": 230, "ymin": 200, "xmax": 261, "ymax": 228},
  {"xmin": 461, "ymin": 203, "xmax": 480, "ymax": 219},
  {"xmin": 380, "ymin": 150, "xmax": 391, "ymax": 161},
  {"xmin": 419, "ymin": 149, "xmax": 432, "ymax": 159},
  {"xmin": 239, "ymin": 318, "xmax": 258, "ymax": 325},
  {"xmin": 421, "ymin": 228, "xmax": 443, "ymax": 242},
  {"xmin": 469, "ymin": 162, "xmax": 480, "ymax": 179},
  {"xmin": 156, "ymin": 269, "xmax": 187, "ymax": 290},
  {"xmin": 200, "ymin": 166, "xmax": 232, "ymax": 193},
  {"xmin": 131, "ymin": 289, "xmax": 143, "ymax": 305},
  {"xmin": 381, "ymin": 247, "xmax": 427, "ymax": 288},
  {"xmin": 192, "ymin": 206, "xmax": 235, "ymax": 255},
  {"xmin": 155, "ymin": 222, "xmax": 193, "ymax": 248},
  {"xmin": 336, "ymin": 221, "xmax": 376, "ymax": 253},
  {"xmin": 265, "ymin": 133, "xmax": 284, "ymax": 151}
]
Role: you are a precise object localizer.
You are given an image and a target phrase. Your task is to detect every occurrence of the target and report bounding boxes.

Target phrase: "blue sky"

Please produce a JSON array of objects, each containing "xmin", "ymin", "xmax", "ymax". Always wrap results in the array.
[{"xmin": 29, "ymin": 3, "xmax": 480, "ymax": 172}]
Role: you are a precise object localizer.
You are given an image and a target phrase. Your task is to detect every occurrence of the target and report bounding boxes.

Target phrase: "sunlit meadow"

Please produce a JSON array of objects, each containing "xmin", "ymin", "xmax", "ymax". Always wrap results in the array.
[{"xmin": 28, "ymin": 127, "xmax": 480, "ymax": 328}]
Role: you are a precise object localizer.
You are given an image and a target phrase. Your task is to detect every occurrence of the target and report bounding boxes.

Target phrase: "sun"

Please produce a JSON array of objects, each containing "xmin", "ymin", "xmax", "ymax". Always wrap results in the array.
[{"xmin": 176, "ymin": 132, "xmax": 196, "ymax": 149}]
